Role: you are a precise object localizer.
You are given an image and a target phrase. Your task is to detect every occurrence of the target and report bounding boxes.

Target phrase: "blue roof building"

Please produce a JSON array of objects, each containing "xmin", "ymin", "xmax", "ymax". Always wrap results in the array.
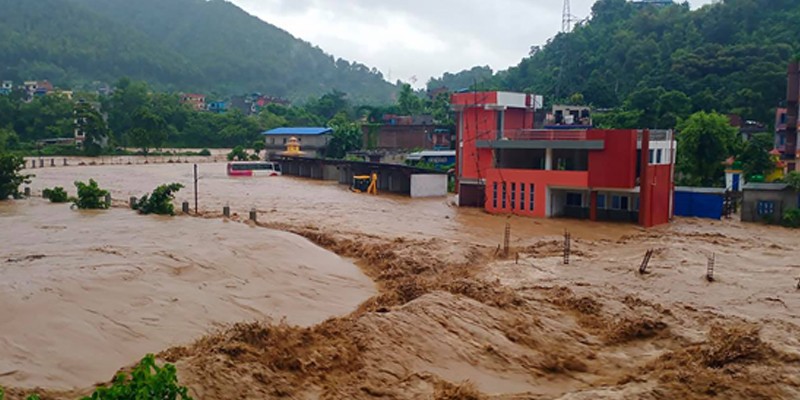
[
  {"xmin": 263, "ymin": 127, "xmax": 334, "ymax": 158},
  {"xmin": 262, "ymin": 127, "xmax": 333, "ymax": 136}
]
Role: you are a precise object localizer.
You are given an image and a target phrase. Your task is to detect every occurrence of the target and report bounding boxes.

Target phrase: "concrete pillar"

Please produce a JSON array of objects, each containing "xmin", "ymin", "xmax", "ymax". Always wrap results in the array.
[
  {"xmin": 39, "ymin": 159, "xmax": 44, "ymax": 168},
  {"xmin": 50, "ymin": 159, "xmax": 55, "ymax": 167},
  {"xmin": 545, "ymin": 148, "xmax": 553, "ymax": 171},
  {"xmin": 63, "ymin": 158, "xmax": 68, "ymax": 166},
  {"xmin": 130, "ymin": 196, "xmax": 138, "ymax": 209},
  {"xmin": 182, "ymin": 201, "xmax": 190, "ymax": 214},
  {"xmin": 223, "ymin": 206, "xmax": 230, "ymax": 218},
  {"xmin": 249, "ymin": 208, "xmax": 257, "ymax": 222},
  {"xmin": 589, "ymin": 191, "xmax": 598, "ymax": 222},
  {"xmin": 24, "ymin": 187, "xmax": 31, "ymax": 197},
  {"xmin": 105, "ymin": 194, "xmax": 112, "ymax": 207},
  {"xmin": 639, "ymin": 130, "xmax": 651, "ymax": 227},
  {"xmin": 30, "ymin": 160, "xmax": 35, "ymax": 169}
]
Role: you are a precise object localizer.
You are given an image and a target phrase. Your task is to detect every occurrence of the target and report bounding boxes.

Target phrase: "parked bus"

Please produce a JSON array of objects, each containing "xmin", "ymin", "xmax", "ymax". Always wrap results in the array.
[
  {"xmin": 226, "ymin": 161, "xmax": 282, "ymax": 177},
  {"xmin": 405, "ymin": 150, "xmax": 456, "ymax": 169}
]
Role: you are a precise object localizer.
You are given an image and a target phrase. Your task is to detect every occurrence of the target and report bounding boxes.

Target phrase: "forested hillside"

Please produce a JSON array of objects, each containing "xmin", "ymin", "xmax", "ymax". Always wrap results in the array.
[
  {"xmin": 0, "ymin": 0, "xmax": 396, "ymax": 103},
  {"xmin": 0, "ymin": 0, "xmax": 202, "ymax": 89},
  {"xmin": 435, "ymin": 0, "xmax": 800, "ymax": 128}
]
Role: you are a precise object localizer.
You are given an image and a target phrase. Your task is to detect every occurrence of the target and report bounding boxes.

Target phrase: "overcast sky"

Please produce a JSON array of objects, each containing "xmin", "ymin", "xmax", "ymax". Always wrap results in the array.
[{"xmin": 231, "ymin": 0, "xmax": 715, "ymax": 87}]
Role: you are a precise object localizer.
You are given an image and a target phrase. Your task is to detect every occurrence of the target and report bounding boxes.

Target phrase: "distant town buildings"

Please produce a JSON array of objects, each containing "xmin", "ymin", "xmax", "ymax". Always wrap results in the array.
[
  {"xmin": 228, "ymin": 93, "xmax": 290, "ymax": 115},
  {"xmin": 0, "ymin": 80, "xmax": 12, "ymax": 95},
  {"xmin": 181, "ymin": 93, "xmax": 206, "ymax": 111}
]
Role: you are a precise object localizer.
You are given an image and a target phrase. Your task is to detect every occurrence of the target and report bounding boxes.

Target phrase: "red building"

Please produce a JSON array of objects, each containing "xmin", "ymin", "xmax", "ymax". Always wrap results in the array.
[
  {"xmin": 181, "ymin": 93, "xmax": 206, "ymax": 111},
  {"xmin": 453, "ymin": 91, "xmax": 676, "ymax": 228}
]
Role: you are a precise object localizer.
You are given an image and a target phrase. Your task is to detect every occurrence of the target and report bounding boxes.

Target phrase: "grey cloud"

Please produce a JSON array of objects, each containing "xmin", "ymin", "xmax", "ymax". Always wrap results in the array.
[{"xmin": 232, "ymin": 0, "xmax": 714, "ymax": 86}]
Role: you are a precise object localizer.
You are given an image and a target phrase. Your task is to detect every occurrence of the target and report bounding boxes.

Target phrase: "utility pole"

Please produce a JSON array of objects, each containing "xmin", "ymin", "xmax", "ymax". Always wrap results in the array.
[{"xmin": 193, "ymin": 164, "xmax": 198, "ymax": 214}]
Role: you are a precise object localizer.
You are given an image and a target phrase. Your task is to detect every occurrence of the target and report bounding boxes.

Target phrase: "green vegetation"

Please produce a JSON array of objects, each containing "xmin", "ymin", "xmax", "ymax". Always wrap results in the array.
[
  {"xmin": 676, "ymin": 111, "xmax": 740, "ymax": 187},
  {"xmin": 785, "ymin": 171, "xmax": 800, "ymax": 191},
  {"xmin": 1, "ymin": 0, "xmax": 394, "ymax": 103},
  {"xmin": 436, "ymin": 0, "xmax": 799, "ymax": 127},
  {"xmin": 1, "ymin": 355, "xmax": 192, "ymax": 400},
  {"xmin": 198, "ymin": 149, "xmax": 211, "ymax": 156},
  {"xmin": 43, "ymin": 186, "xmax": 69, "ymax": 203},
  {"xmin": 739, "ymin": 133, "xmax": 775, "ymax": 179},
  {"xmin": 133, "ymin": 183, "xmax": 184, "ymax": 215},
  {"xmin": 325, "ymin": 112, "xmax": 363, "ymax": 159},
  {"xmin": 73, "ymin": 179, "xmax": 110, "ymax": 210},
  {"xmin": 783, "ymin": 209, "xmax": 800, "ymax": 228},
  {"xmin": 227, "ymin": 146, "xmax": 249, "ymax": 162},
  {"xmin": 0, "ymin": 153, "xmax": 32, "ymax": 200}
]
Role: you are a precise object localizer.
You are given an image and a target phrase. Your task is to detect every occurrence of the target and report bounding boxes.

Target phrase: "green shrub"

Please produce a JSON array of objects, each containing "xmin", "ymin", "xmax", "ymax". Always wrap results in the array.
[
  {"xmin": 73, "ymin": 179, "xmax": 109, "ymax": 210},
  {"xmin": 0, "ymin": 153, "xmax": 33, "ymax": 200},
  {"xmin": 81, "ymin": 354, "xmax": 192, "ymax": 400},
  {"xmin": 43, "ymin": 186, "xmax": 70, "ymax": 203},
  {"xmin": 198, "ymin": 148, "xmax": 211, "ymax": 156},
  {"xmin": 227, "ymin": 146, "xmax": 247, "ymax": 161},
  {"xmin": 133, "ymin": 183, "xmax": 184, "ymax": 215},
  {"xmin": 1, "ymin": 356, "xmax": 190, "ymax": 400},
  {"xmin": 783, "ymin": 209, "xmax": 800, "ymax": 228}
]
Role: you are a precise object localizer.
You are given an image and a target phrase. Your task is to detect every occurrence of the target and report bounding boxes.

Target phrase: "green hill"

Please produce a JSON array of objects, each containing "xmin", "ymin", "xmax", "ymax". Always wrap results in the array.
[
  {"xmin": 438, "ymin": 0, "xmax": 800, "ymax": 127},
  {"xmin": 0, "ymin": 0, "xmax": 202, "ymax": 89},
  {"xmin": 0, "ymin": 0, "xmax": 395, "ymax": 103}
]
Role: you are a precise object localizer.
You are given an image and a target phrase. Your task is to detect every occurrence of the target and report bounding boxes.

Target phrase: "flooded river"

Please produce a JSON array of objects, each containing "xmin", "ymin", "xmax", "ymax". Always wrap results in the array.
[
  {"xmin": 24, "ymin": 163, "xmax": 639, "ymax": 243},
  {"xmin": 0, "ymin": 199, "xmax": 374, "ymax": 389},
  {"xmin": 4, "ymin": 163, "xmax": 800, "ymax": 398}
]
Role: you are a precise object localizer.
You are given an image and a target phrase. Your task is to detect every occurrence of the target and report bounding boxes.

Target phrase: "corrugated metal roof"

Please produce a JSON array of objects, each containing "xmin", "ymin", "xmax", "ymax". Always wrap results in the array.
[
  {"xmin": 262, "ymin": 127, "xmax": 333, "ymax": 136},
  {"xmin": 742, "ymin": 182, "xmax": 789, "ymax": 191},
  {"xmin": 675, "ymin": 187, "xmax": 726, "ymax": 194}
]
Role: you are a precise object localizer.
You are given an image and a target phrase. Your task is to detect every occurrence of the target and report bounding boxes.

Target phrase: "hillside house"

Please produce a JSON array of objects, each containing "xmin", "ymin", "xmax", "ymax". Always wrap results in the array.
[
  {"xmin": 0, "ymin": 81, "xmax": 12, "ymax": 95},
  {"xmin": 181, "ymin": 94, "xmax": 206, "ymax": 111}
]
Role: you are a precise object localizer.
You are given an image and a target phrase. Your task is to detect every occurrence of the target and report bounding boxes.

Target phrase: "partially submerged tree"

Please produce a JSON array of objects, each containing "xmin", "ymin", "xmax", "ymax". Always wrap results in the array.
[
  {"xmin": 227, "ymin": 145, "xmax": 248, "ymax": 161},
  {"xmin": 0, "ymin": 153, "xmax": 32, "ymax": 200},
  {"xmin": 43, "ymin": 186, "xmax": 69, "ymax": 203},
  {"xmin": 133, "ymin": 183, "xmax": 184, "ymax": 215},
  {"xmin": 73, "ymin": 179, "xmax": 109, "ymax": 209}
]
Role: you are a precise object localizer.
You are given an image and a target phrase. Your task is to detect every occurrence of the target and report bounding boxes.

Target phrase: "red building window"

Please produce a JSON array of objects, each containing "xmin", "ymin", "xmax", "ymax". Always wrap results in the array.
[
  {"xmin": 502, "ymin": 183, "xmax": 507, "ymax": 209},
  {"xmin": 529, "ymin": 184, "xmax": 535, "ymax": 211},
  {"xmin": 492, "ymin": 182, "xmax": 498, "ymax": 209},
  {"xmin": 511, "ymin": 183, "xmax": 516, "ymax": 210}
]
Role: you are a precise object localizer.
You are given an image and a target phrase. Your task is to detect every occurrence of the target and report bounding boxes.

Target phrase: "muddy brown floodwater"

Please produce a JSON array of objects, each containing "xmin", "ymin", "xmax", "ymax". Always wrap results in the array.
[
  {"xmin": 0, "ymin": 199, "xmax": 374, "ymax": 390},
  {"xmin": 3, "ymin": 163, "xmax": 800, "ymax": 399}
]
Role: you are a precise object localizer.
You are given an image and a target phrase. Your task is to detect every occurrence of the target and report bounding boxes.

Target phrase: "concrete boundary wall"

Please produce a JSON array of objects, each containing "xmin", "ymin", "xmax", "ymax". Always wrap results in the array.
[{"xmin": 411, "ymin": 174, "xmax": 447, "ymax": 198}]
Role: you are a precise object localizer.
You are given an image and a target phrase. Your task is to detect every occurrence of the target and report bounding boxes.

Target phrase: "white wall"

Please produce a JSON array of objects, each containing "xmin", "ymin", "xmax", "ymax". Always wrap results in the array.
[{"xmin": 410, "ymin": 174, "xmax": 447, "ymax": 198}]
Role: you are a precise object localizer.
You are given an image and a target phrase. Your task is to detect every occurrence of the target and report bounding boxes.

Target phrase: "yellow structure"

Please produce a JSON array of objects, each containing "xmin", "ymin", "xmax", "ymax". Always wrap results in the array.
[
  {"xmin": 280, "ymin": 137, "xmax": 305, "ymax": 157},
  {"xmin": 765, "ymin": 149, "xmax": 787, "ymax": 183},
  {"xmin": 351, "ymin": 172, "xmax": 378, "ymax": 195}
]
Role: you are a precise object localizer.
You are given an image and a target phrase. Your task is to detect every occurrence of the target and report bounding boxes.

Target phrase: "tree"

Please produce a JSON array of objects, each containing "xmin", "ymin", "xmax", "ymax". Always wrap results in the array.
[
  {"xmin": 75, "ymin": 102, "xmax": 110, "ymax": 156},
  {"xmin": 73, "ymin": 179, "xmax": 110, "ymax": 209},
  {"xmin": 325, "ymin": 112, "xmax": 362, "ymax": 159},
  {"xmin": 785, "ymin": 171, "xmax": 800, "ymax": 192},
  {"xmin": 227, "ymin": 146, "xmax": 248, "ymax": 161},
  {"xmin": 133, "ymin": 183, "xmax": 184, "ymax": 215},
  {"xmin": 397, "ymin": 84, "xmax": 424, "ymax": 116},
  {"xmin": 128, "ymin": 107, "xmax": 167, "ymax": 155},
  {"xmin": 252, "ymin": 140, "xmax": 265, "ymax": 155},
  {"xmin": 676, "ymin": 111, "xmax": 740, "ymax": 187},
  {"xmin": 0, "ymin": 153, "xmax": 32, "ymax": 200},
  {"xmin": 739, "ymin": 132, "xmax": 774, "ymax": 179}
]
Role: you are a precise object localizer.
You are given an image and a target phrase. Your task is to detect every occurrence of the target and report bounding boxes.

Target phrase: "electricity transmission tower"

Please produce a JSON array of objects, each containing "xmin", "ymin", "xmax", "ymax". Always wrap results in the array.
[{"xmin": 561, "ymin": 0, "xmax": 579, "ymax": 33}]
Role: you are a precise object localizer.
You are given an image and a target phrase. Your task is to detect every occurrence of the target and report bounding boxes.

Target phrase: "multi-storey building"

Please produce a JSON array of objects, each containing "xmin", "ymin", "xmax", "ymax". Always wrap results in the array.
[{"xmin": 452, "ymin": 91, "xmax": 676, "ymax": 228}]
